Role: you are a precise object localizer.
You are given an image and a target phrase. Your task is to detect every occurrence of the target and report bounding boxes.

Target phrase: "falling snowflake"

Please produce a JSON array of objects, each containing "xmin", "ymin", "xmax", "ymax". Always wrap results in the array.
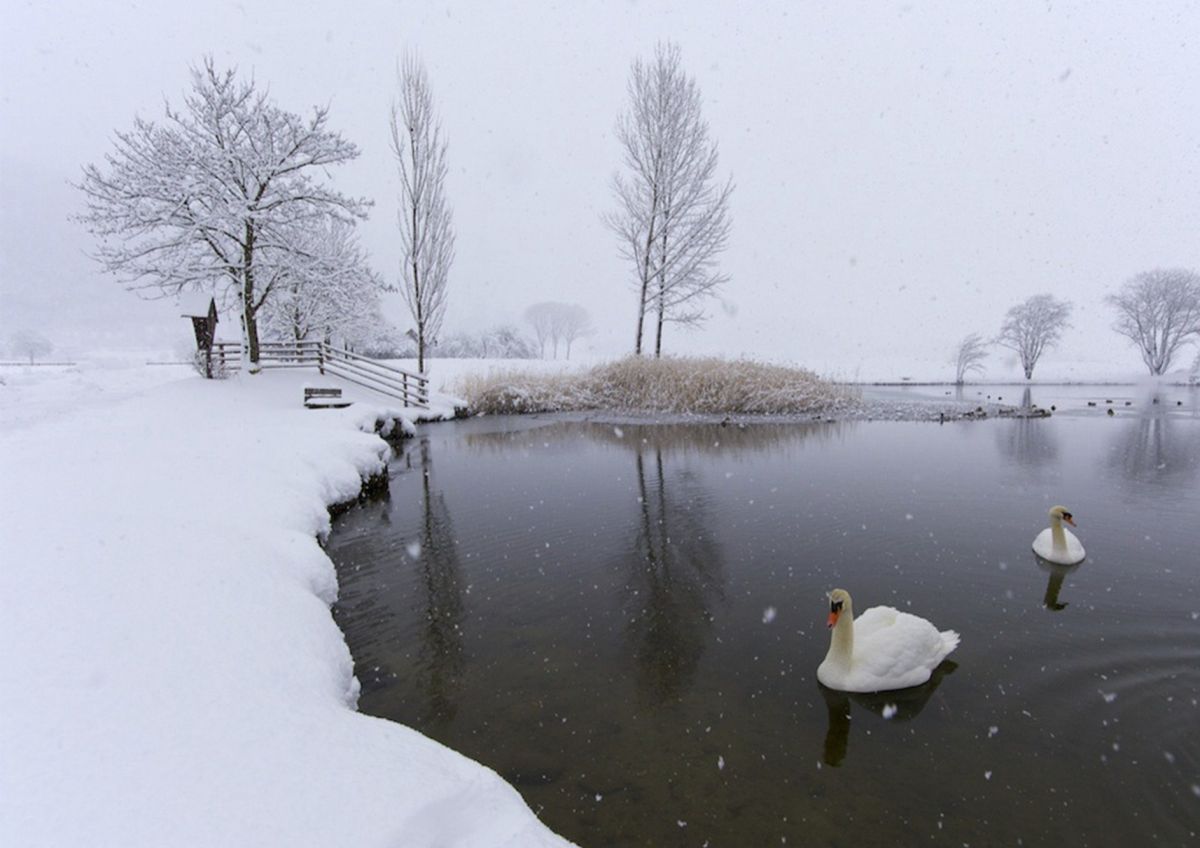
[
  {"xmin": 762, "ymin": 606, "xmax": 778, "ymax": 624},
  {"xmin": 613, "ymin": 426, "xmax": 624, "ymax": 439},
  {"xmin": 882, "ymin": 703, "xmax": 898, "ymax": 719},
  {"xmin": 405, "ymin": 541, "xmax": 422, "ymax": 559},
  {"xmin": 718, "ymin": 755, "xmax": 725, "ymax": 771}
]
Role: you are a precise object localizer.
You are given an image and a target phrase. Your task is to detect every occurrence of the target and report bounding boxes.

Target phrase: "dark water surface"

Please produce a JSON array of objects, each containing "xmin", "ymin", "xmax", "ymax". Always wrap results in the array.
[{"xmin": 329, "ymin": 386, "xmax": 1200, "ymax": 847}]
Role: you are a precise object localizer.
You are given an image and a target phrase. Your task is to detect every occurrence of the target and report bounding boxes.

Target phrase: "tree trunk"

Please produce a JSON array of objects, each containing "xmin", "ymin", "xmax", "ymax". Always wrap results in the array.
[
  {"xmin": 242, "ymin": 223, "xmax": 261, "ymax": 372},
  {"xmin": 654, "ymin": 287, "xmax": 665, "ymax": 358}
]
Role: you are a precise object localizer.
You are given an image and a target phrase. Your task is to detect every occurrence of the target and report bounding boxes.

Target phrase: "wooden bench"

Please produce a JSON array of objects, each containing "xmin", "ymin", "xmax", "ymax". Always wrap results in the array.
[{"xmin": 304, "ymin": 387, "xmax": 352, "ymax": 409}]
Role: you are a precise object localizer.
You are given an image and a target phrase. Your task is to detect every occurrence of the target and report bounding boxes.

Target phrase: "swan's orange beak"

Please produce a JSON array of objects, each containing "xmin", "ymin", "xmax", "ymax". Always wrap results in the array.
[
  {"xmin": 827, "ymin": 610, "xmax": 840, "ymax": 628},
  {"xmin": 1063, "ymin": 514, "xmax": 1076, "ymax": 527}
]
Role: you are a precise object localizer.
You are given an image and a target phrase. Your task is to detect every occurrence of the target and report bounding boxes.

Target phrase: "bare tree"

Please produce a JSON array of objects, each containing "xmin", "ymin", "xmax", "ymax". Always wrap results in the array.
[
  {"xmin": 555, "ymin": 303, "xmax": 592, "ymax": 360},
  {"xmin": 1106, "ymin": 268, "xmax": 1200, "ymax": 376},
  {"xmin": 523, "ymin": 302, "xmax": 557, "ymax": 358},
  {"xmin": 390, "ymin": 54, "xmax": 455, "ymax": 374},
  {"xmin": 606, "ymin": 42, "xmax": 733, "ymax": 358},
  {"xmin": 9, "ymin": 330, "xmax": 53, "ymax": 364},
  {"xmin": 524, "ymin": 301, "xmax": 591, "ymax": 359},
  {"xmin": 995, "ymin": 294, "xmax": 1072, "ymax": 380},
  {"xmin": 953, "ymin": 332, "xmax": 989, "ymax": 384},
  {"xmin": 76, "ymin": 58, "xmax": 368, "ymax": 371}
]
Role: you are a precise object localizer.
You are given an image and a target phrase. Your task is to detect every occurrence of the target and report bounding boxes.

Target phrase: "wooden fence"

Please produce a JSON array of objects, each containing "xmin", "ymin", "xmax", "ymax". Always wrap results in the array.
[{"xmin": 209, "ymin": 340, "xmax": 429, "ymax": 409}]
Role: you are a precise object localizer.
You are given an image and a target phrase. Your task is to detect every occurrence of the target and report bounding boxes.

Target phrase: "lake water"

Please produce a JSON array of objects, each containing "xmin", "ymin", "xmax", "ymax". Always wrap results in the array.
[{"xmin": 328, "ymin": 384, "xmax": 1200, "ymax": 847}]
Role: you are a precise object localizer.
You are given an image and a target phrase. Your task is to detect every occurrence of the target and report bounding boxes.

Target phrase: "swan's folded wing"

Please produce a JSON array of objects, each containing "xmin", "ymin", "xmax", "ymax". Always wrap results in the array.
[
  {"xmin": 854, "ymin": 611, "xmax": 952, "ymax": 689},
  {"xmin": 853, "ymin": 605, "xmax": 899, "ymax": 639}
]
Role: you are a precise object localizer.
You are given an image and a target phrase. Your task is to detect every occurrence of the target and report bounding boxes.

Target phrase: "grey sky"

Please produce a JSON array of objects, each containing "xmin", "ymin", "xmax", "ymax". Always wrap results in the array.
[{"xmin": 2, "ymin": 0, "xmax": 1197, "ymax": 377}]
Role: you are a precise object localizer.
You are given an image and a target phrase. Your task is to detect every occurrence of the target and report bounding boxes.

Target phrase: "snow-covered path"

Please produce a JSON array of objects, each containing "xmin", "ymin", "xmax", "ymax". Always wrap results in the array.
[{"xmin": 0, "ymin": 365, "xmax": 571, "ymax": 847}]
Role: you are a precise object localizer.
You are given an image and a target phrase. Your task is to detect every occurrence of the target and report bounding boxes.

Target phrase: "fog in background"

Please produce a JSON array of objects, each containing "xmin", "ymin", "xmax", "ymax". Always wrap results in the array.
[{"xmin": 2, "ymin": 0, "xmax": 1197, "ymax": 379}]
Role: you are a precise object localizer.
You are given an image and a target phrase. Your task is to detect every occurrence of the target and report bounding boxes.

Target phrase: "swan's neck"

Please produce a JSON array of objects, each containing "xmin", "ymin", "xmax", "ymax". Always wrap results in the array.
[
  {"xmin": 827, "ymin": 614, "xmax": 855, "ymax": 667},
  {"xmin": 1050, "ymin": 516, "xmax": 1068, "ymax": 550}
]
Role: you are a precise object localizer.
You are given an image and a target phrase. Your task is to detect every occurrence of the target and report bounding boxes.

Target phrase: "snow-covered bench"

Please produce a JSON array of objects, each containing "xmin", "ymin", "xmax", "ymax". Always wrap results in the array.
[{"xmin": 304, "ymin": 387, "xmax": 351, "ymax": 409}]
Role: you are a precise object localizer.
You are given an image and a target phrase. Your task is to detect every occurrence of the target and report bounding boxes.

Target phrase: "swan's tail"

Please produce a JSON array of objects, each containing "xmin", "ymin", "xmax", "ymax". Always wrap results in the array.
[{"xmin": 940, "ymin": 629, "xmax": 961, "ymax": 658}]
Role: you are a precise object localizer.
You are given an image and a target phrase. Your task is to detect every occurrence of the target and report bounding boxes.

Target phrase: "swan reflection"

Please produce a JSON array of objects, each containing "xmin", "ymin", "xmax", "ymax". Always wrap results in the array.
[
  {"xmin": 818, "ymin": 661, "xmax": 957, "ymax": 767},
  {"xmin": 1035, "ymin": 555, "xmax": 1081, "ymax": 612}
]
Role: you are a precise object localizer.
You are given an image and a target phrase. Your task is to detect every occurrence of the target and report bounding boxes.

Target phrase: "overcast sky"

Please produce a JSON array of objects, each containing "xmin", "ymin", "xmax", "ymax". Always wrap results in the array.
[{"xmin": 2, "ymin": 0, "xmax": 1197, "ymax": 377}]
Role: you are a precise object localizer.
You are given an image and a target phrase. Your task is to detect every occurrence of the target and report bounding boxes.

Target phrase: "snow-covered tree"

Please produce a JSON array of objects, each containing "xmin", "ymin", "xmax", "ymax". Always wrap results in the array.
[
  {"xmin": 606, "ymin": 42, "xmax": 733, "ymax": 358},
  {"xmin": 260, "ymin": 219, "xmax": 384, "ymax": 347},
  {"xmin": 995, "ymin": 294, "xmax": 1072, "ymax": 380},
  {"xmin": 952, "ymin": 332, "xmax": 988, "ymax": 384},
  {"xmin": 524, "ymin": 302, "xmax": 557, "ymax": 358},
  {"xmin": 435, "ymin": 326, "xmax": 535, "ymax": 359},
  {"xmin": 390, "ymin": 53, "xmax": 455, "ymax": 374},
  {"xmin": 480, "ymin": 325, "xmax": 537, "ymax": 359},
  {"xmin": 524, "ymin": 301, "xmax": 592, "ymax": 359},
  {"xmin": 76, "ymin": 58, "xmax": 369, "ymax": 370},
  {"xmin": 554, "ymin": 303, "xmax": 591, "ymax": 360},
  {"xmin": 1106, "ymin": 268, "xmax": 1200, "ymax": 376},
  {"xmin": 9, "ymin": 330, "xmax": 53, "ymax": 364}
]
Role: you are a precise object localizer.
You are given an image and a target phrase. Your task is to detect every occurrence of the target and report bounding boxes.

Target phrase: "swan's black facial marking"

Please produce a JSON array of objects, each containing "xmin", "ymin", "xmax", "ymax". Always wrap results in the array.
[
  {"xmin": 1062, "ymin": 512, "xmax": 1073, "ymax": 521},
  {"xmin": 830, "ymin": 599, "xmax": 844, "ymax": 614}
]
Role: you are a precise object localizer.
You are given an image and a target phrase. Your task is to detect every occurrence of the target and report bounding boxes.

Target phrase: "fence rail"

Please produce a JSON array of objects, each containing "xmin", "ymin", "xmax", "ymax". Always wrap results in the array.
[{"xmin": 208, "ymin": 341, "xmax": 428, "ymax": 408}]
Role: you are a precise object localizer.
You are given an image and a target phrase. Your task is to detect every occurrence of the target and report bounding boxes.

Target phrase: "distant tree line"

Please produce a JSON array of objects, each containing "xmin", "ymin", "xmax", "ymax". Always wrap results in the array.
[{"xmin": 952, "ymin": 268, "xmax": 1200, "ymax": 382}]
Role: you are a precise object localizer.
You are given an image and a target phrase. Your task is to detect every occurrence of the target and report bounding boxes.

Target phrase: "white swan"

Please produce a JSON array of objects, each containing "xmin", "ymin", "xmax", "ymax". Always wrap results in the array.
[
  {"xmin": 817, "ymin": 589, "xmax": 960, "ymax": 693},
  {"xmin": 1032, "ymin": 505, "xmax": 1086, "ymax": 565}
]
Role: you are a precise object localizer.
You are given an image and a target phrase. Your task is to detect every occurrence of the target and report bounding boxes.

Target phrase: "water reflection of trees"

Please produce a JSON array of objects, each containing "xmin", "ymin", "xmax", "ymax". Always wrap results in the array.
[
  {"xmin": 619, "ymin": 445, "xmax": 727, "ymax": 707},
  {"xmin": 462, "ymin": 419, "xmax": 851, "ymax": 459},
  {"xmin": 1108, "ymin": 404, "xmax": 1200, "ymax": 493},
  {"xmin": 995, "ymin": 390, "xmax": 1059, "ymax": 469},
  {"xmin": 818, "ymin": 661, "xmax": 957, "ymax": 767},
  {"xmin": 409, "ymin": 436, "xmax": 468, "ymax": 728}
]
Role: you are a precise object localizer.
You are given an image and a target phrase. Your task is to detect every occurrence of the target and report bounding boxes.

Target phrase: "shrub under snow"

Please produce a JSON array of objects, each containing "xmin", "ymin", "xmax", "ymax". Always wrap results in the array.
[{"xmin": 457, "ymin": 356, "xmax": 857, "ymax": 415}]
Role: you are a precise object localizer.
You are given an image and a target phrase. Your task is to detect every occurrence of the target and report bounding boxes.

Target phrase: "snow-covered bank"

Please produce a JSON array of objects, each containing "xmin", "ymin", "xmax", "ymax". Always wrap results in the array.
[{"xmin": 0, "ymin": 365, "xmax": 571, "ymax": 848}]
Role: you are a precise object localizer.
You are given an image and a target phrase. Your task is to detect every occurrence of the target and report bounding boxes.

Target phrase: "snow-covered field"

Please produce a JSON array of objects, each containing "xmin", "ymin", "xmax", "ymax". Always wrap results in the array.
[{"xmin": 0, "ymin": 359, "xmax": 571, "ymax": 848}]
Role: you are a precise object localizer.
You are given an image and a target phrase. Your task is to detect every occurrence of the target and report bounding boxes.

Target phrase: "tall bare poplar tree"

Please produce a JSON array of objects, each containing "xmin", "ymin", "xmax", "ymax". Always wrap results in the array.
[
  {"xmin": 77, "ymin": 59, "xmax": 368, "ymax": 370},
  {"xmin": 607, "ymin": 42, "xmax": 733, "ymax": 358},
  {"xmin": 390, "ymin": 54, "xmax": 455, "ymax": 373}
]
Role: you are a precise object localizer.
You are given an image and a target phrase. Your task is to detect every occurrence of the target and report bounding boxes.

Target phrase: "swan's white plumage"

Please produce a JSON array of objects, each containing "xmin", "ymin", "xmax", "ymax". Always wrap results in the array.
[
  {"xmin": 818, "ymin": 591, "xmax": 959, "ymax": 693},
  {"xmin": 1032, "ymin": 505, "xmax": 1086, "ymax": 565}
]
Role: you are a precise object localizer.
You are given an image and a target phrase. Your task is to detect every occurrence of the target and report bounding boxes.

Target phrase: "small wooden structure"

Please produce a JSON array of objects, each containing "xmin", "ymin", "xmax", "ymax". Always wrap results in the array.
[
  {"xmin": 304, "ymin": 387, "xmax": 352, "ymax": 409},
  {"xmin": 195, "ymin": 336, "xmax": 428, "ymax": 408},
  {"xmin": 181, "ymin": 296, "xmax": 219, "ymax": 378}
]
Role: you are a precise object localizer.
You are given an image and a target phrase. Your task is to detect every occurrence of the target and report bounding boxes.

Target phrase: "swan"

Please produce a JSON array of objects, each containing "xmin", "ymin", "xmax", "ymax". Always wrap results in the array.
[
  {"xmin": 817, "ymin": 589, "xmax": 960, "ymax": 693},
  {"xmin": 1032, "ymin": 505, "xmax": 1085, "ymax": 565}
]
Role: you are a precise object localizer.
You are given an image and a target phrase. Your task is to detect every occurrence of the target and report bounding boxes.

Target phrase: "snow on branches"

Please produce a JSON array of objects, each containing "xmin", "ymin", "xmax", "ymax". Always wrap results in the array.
[{"xmin": 76, "ymin": 58, "xmax": 371, "ymax": 367}]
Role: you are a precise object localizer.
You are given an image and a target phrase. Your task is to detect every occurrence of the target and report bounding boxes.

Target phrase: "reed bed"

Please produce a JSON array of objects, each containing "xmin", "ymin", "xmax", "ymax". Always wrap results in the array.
[{"xmin": 456, "ymin": 356, "xmax": 858, "ymax": 415}]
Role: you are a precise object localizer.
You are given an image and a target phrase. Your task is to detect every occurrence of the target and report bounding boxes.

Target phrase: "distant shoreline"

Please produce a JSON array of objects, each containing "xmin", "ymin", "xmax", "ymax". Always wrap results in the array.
[{"xmin": 842, "ymin": 379, "xmax": 1197, "ymax": 387}]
